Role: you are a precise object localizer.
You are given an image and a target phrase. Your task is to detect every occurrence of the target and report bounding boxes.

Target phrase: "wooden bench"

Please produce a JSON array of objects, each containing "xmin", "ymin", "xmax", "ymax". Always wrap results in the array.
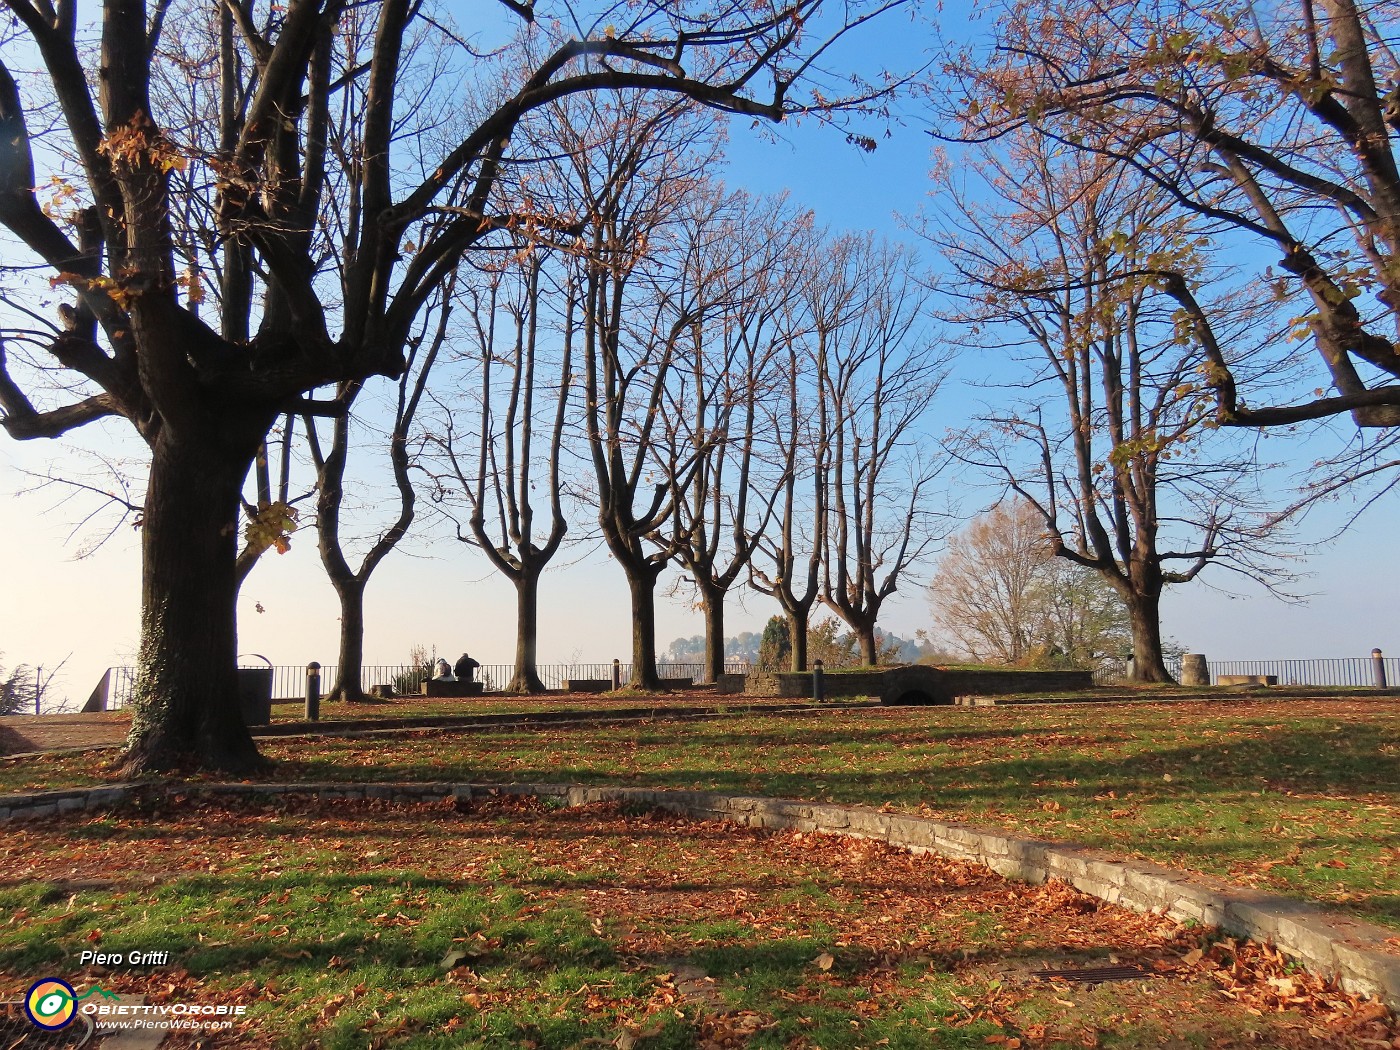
[{"xmin": 1217, "ymin": 674, "xmax": 1279, "ymax": 687}]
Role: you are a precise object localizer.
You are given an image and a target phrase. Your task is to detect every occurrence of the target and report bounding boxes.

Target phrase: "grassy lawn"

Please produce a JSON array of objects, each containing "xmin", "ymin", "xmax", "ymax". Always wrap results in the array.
[
  {"xmin": 263, "ymin": 695, "xmax": 812, "ymax": 724},
  {"xmin": 2, "ymin": 698, "xmax": 1398, "ymax": 929},
  {"xmin": 1, "ymin": 795, "xmax": 1392, "ymax": 1048}
]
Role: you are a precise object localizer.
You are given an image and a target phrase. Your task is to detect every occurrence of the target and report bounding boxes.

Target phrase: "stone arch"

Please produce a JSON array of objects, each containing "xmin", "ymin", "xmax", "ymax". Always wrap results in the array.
[{"xmin": 878, "ymin": 666, "xmax": 952, "ymax": 706}]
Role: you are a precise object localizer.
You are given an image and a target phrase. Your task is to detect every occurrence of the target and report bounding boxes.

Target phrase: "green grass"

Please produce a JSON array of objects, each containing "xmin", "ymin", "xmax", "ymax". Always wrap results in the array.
[
  {"xmin": 0, "ymin": 797, "xmax": 1367, "ymax": 1048},
  {"xmin": 3, "ymin": 697, "xmax": 1399, "ymax": 928},
  {"xmin": 264, "ymin": 694, "xmax": 797, "ymax": 722}
]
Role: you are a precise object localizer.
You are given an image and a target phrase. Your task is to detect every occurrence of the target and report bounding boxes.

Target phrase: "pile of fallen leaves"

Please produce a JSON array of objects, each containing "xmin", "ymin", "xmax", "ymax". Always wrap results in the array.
[{"xmin": 1169, "ymin": 936, "xmax": 1396, "ymax": 1047}]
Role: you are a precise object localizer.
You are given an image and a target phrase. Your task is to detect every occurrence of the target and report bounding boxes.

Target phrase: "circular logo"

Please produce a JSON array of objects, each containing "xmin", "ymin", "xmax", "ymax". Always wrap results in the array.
[{"xmin": 24, "ymin": 978, "xmax": 77, "ymax": 1030}]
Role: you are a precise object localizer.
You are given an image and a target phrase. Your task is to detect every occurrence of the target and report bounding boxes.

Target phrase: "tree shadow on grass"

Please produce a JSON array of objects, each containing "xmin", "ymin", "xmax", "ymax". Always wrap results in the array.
[
  {"xmin": 0, "ymin": 872, "xmax": 1176, "ymax": 982},
  {"xmin": 619, "ymin": 724, "xmax": 1105, "ymax": 749},
  {"xmin": 333, "ymin": 719, "xmax": 1400, "ymax": 800}
]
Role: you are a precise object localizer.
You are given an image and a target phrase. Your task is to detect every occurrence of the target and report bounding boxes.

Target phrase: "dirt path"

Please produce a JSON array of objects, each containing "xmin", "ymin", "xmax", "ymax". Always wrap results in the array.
[
  {"xmin": 0, "ymin": 693, "xmax": 788, "ymax": 754},
  {"xmin": 0, "ymin": 711, "xmax": 130, "ymax": 754}
]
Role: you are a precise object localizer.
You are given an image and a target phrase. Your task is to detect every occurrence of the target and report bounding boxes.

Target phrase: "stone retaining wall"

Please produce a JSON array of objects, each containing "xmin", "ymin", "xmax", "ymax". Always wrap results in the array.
[
  {"xmin": 745, "ymin": 665, "xmax": 1095, "ymax": 704},
  {"xmin": 938, "ymin": 668, "xmax": 1094, "ymax": 699},
  {"xmin": 1, "ymin": 780, "xmax": 1395, "ymax": 1006}
]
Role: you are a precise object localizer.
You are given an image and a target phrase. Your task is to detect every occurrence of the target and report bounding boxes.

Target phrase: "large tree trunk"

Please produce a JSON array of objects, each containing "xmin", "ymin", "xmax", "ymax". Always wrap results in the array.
[
  {"xmin": 509, "ymin": 568, "xmax": 547, "ymax": 693},
  {"xmin": 328, "ymin": 575, "xmax": 369, "ymax": 702},
  {"xmin": 857, "ymin": 623, "xmax": 878, "ymax": 667},
  {"xmin": 698, "ymin": 579, "xmax": 725, "ymax": 684},
  {"xmin": 786, "ymin": 606, "xmax": 810, "ymax": 672},
  {"xmin": 123, "ymin": 432, "xmax": 263, "ymax": 774},
  {"xmin": 1126, "ymin": 590, "xmax": 1175, "ymax": 683},
  {"xmin": 625, "ymin": 568, "xmax": 663, "ymax": 690}
]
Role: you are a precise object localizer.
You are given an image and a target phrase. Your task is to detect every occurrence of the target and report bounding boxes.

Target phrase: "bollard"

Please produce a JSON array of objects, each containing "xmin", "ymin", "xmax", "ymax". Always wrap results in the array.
[
  {"xmin": 305, "ymin": 662, "xmax": 321, "ymax": 721},
  {"xmin": 812, "ymin": 659, "xmax": 825, "ymax": 704},
  {"xmin": 1373, "ymin": 648, "xmax": 1388, "ymax": 690},
  {"xmin": 611, "ymin": 658, "xmax": 622, "ymax": 691},
  {"xmin": 1180, "ymin": 654, "xmax": 1209, "ymax": 687}
]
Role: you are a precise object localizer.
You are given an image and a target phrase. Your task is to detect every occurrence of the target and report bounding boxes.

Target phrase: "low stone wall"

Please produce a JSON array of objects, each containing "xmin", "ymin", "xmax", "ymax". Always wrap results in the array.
[
  {"xmin": 744, "ymin": 670, "xmax": 891, "ymax": 698},
  {"xmin": 2, "ymin": 779, "xmax": 1396, "ymax": 1006},
  {"xmin": 745, "ymin": 665, "xmax": 1094, "ymax": 704},
  {"xmin": 562, "ymin": 679, "xmax": 611, "ymax": 693},
  {"xmin": 421, "ymin": 680, "xmax": 484, "ymax": 697},
  {"xmin": 939, "ymin": 668, "xmax": 1094, "ymax": 700}
]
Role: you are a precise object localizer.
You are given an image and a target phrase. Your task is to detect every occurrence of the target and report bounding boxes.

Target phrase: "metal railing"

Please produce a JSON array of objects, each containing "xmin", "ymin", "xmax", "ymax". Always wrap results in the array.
[
  {"xmin": 1092, "ymin": 655, "xmax": 1400, "ymax": 687},
  {"xmin": 92, "ymin": 654, "xmax": 1399, "ymax": 708},
  {"xmin": 102, "ymin": 660, "xmax": 754, "ymax": 708},
  {"xmin": 1204, "ymin": 657, "xmax": 1399, "ymax": 688},
  {"xmin": 1092, "ymin": 657, "xmax": 1184, "ymax": 686}
]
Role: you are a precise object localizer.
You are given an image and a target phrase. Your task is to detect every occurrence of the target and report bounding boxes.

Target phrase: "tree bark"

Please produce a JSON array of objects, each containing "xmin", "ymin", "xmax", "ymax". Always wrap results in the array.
[
  {"xmin": 625, "ymin": 566, "xmax": 664, "ymax": 690},
  {"xmin": 1125, "ymin": 589, "xmax": 1175, "ymax": 683},
  {"xmin": 509, "ymin": 568, "xmax": 547, "ymax": 693},
  {"xmin": 857, "ymin": 623, "xmax": 878, "ymax": 667},
  {"xmin": 122, "ymin": 431, "xmax": 263, "ymax": 774},
  {"xmin": 787, "ymin": 607, "xmax": 810, "ymax": 672},
  {"xmin": 328, "ymin": 574, "xmax": 369, "ymax": 702},
  {"xmin": 698, "ymin": 578, "xmax": 725, "ymax": 684}
]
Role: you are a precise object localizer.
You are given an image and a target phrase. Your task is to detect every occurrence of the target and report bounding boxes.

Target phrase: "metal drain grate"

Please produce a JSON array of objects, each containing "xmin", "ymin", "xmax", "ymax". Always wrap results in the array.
[
  {"xmin": 1, "ymin": 1001, "xmax": 95, "ymax": 1048},
  {"xmin": 1029, "ymin": 964, "xmax": 1151, "ymax": 983}
]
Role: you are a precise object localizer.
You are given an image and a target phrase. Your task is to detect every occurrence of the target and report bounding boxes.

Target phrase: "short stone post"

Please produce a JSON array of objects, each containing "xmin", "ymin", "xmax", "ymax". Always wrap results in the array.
[
  {"xmin": 812, "ymin": 659, "xmax": 825, "ymax": 704},
  {"xmin": 611, "ymin": 659, "xmax": 622, "ymax": 691},
  {"xmin": 1373, "ymin": 648, "xmax": 1388, "ymax": 689},
  {"xmin": 1180, "ymin": 654, "xmax": 1209, "ymax": 687},
  {"xmin": 305, "ymin": 662, "xmax": 321, "ymax": 721}
]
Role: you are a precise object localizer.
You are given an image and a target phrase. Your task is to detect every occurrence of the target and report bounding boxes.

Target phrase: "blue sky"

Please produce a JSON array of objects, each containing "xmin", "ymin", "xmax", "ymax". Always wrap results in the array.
[{"xmin": 0, "ymin": 4, "xmax": 1394, "ymax": 706}]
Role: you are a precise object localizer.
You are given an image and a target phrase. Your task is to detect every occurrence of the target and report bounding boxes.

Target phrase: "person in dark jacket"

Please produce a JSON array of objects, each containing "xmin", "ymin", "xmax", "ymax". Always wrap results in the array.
[{"xmin": 453, "ymin": 652, "xmax": 480, "ymax": 683}]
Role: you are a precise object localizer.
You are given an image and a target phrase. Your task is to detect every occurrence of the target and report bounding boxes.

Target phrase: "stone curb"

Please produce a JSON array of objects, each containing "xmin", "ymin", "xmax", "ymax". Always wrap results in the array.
[{"xmin": 2, "ymin": 779, "xmax": 1397, "ymax": 1007}]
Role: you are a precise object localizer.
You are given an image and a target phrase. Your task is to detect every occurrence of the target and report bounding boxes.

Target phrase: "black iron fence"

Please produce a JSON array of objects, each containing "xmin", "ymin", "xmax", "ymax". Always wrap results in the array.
[
  {"xmin": 1092, "ymin": 657, "xmax": 1183, "ymax": 686},
  {"xmin": 100, "ymin": 660, "xmax": 753, "ymax": 708},
  {"xmin": 1204, "ymin": 657, "xmax": 1400, "ymax": 688},
  {"xmin": 90, "ymin": 654, "xmax": 1400, "ymax": 709},
  {"xmin": 1092, "ymin": 655, "xmax": 1400, "ymax": 687}
]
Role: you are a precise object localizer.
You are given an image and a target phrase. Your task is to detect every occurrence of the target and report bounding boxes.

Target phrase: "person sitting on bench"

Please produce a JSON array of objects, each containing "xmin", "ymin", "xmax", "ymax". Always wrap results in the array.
[{"xmin": 453, "ymin": 652, "xmax": 480, "ymax": 683}]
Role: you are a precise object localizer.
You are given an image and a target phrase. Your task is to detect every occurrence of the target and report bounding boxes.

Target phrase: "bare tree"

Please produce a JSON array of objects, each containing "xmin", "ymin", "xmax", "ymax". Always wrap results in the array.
[
  {"xmin": 748, "ymin": 222, "xmax": 834, "ymax": 672},
  {"xmin": 657, "ymin": 192, "xmax": 802, "ymax": 682},
  {"xmin": 929, "ymin": 136, "xmax": 1291, "ymax": 681},
  {"xmin": 431, "ymin": 251, "xmax": 571, "ymax": 693},
  {"xmin": 942, "ymin": 0, "xmax": 1400, "ymax": 431},
  {"xmin": 0, "ymin": 0, "xmax": 902, "ymax": 770},
  {"xmin": 304, "ymin": 288, "xmax": 451, "ymax": 703},
  {"xmin": 927, "ymin": 501, "xmax": 1131, "ymax": 666},
  {"xmin": 562, "ymin": 98, "xmax": 738, "ymax": 689},
  {"xmin": 818, "ymin": 235, "xmax": 947, "ymax": 665},
  {"xmin": 926, "ymin": 502, "xmax": 1047, "ymax": 665}
]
